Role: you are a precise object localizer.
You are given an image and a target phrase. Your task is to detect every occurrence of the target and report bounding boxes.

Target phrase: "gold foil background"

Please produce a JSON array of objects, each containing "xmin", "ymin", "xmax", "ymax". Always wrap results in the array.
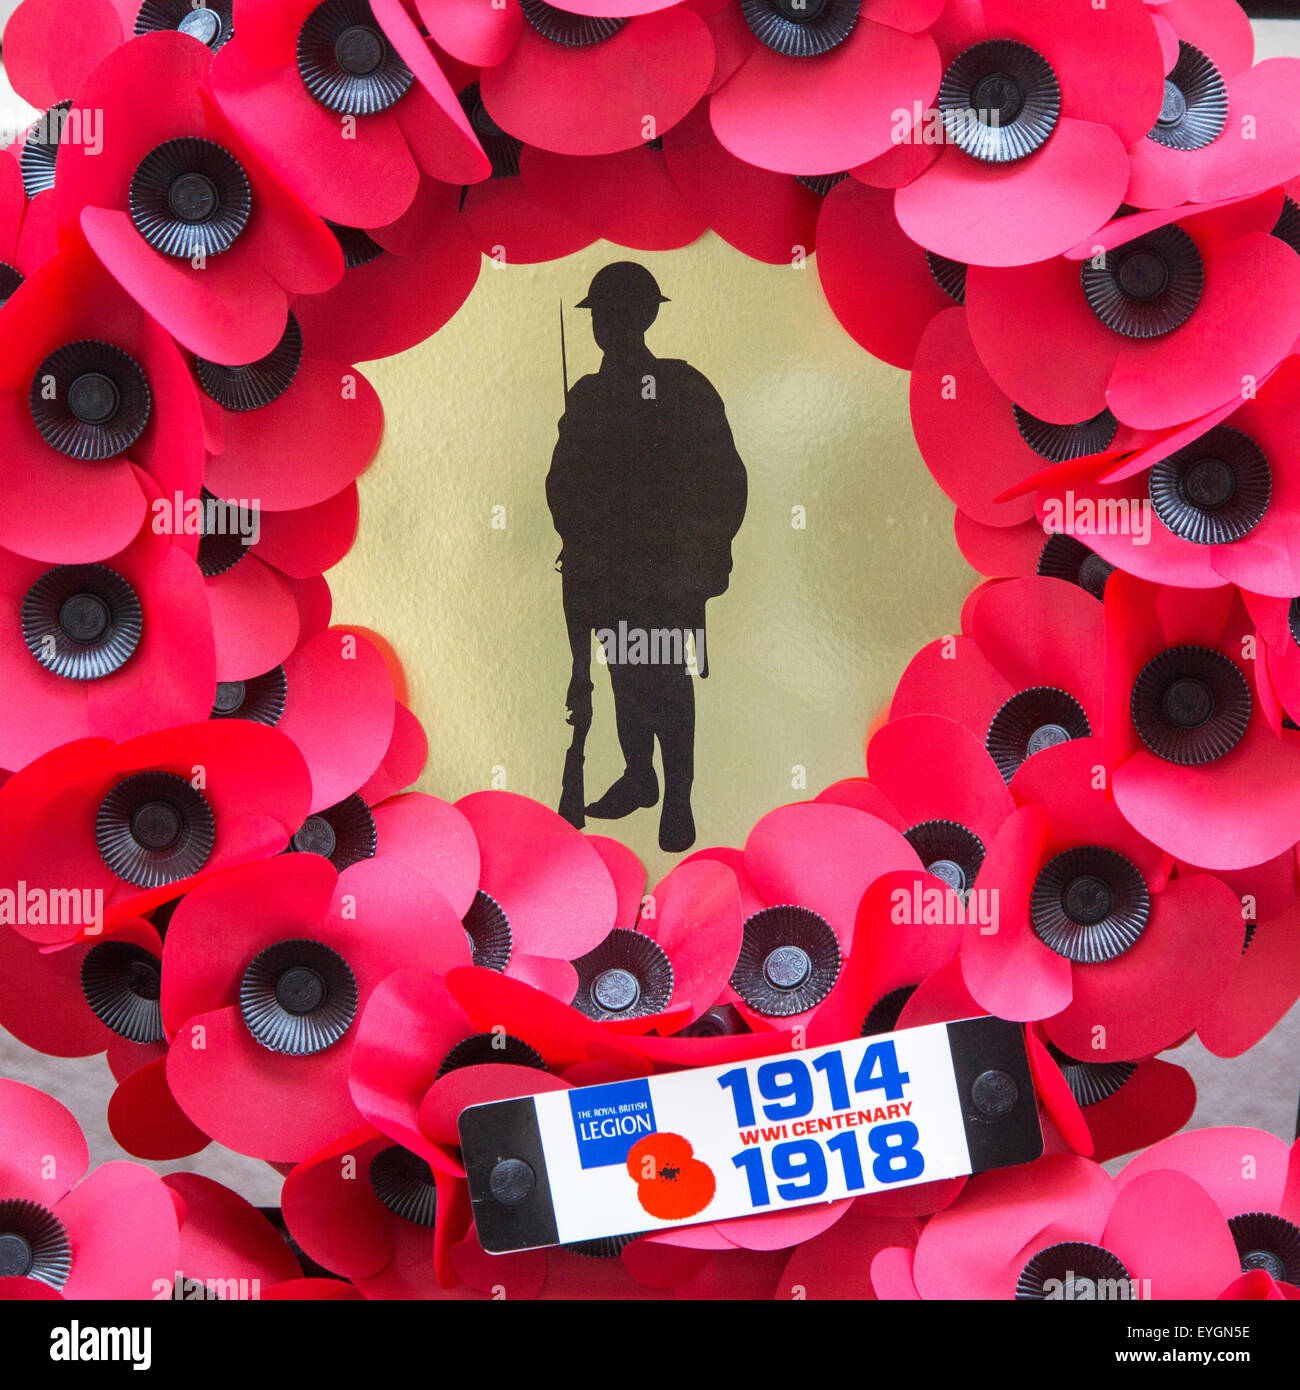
[{"xmin": 330, "ymin": 233, "xmax": 977, "ymax": 882}]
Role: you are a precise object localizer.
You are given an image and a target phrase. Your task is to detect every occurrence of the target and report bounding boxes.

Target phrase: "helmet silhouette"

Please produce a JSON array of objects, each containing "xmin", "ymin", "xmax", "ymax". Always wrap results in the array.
[{"xmin": 577, "ymin": 262, "xmax": 669, "ymax": 335}]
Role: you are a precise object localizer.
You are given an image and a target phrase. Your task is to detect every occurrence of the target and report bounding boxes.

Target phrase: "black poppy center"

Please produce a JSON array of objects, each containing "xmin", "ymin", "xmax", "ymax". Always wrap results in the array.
[
  {"xmin": 167, "ymin": 171, "xmax": 219, "ymax": 224},
  {"xmin": 1158, "ymin": 81, "xmax": 1187, "ymax": 128},
  {"xmin": 97, "ymin": 772, "xmax": 215, "ymax": 888},
  {"xmin": 861, "ymin": 985, "xmax": 917, "ymax": 1037},
  {"xmin": 136, "ymin": 0, "xmax": 233, "ymax": 49},
  {"xmin": 458, "ymin": 83, "xmax": 522, "ymax": 181},
  {"xmin": 1030, "ymin": 846, "xmax": 1150, "ymax": 963},
  {"xmin": 739, "ymin": 0, "xmax": 857, "ymax": 57},
  {"xmin": 1016, "ymin": 1241, "xmax": 1132, "ymax": 1299},
  {"xmin": 1150, "ymin": 428, "xmax": 1271, "ymax": 546},
  {"xmin": 0, "ymin": 1232, "xmax": 33, "ymax": 1278},
  {"xmin": 287, "ymin": 795, "xmax": 376, "ymax": 871},
  {"xmin": 1116, "ymin": 251, "xmax": 1168, "ymax": 302},
  {"xmin": 31, "ymin": 341, "xmax": 152, "ymax": 461},
  {"xmin": 592, "ymin": 966, "xmax": 641, "ymax": 1013},
  {"xmin": 904, "ymin": 819, "xmax": 986, "ymax": 894},
  {"xmin": 131, "ymin": 800, "xmax": 182, "ymax": 852},
  {"xmin": 1081, "ymin": 225, "xmax": 1204, "ymax": 340},
  {"xmin": 1149, "ymin": 43, "xmax": 1228, "ymax": 152},
  {"xmin": 572, "ymin": 928, "xmax": 674, "ymax": 1022},
  {"xmin": 335, "ymin": 24, "xmax": 383, "ymax": 75},
  {"xmin": 0, "ymin": 1201, "xmax": 72, "ymax": 1289},
  {"xmin": 986, "ymin": 685, "xmax": 1091, "ymax": 782},
  {"xmin": 763, "ymin": 944, "xmax": 812, "ymax": 991},
  {"xmin": 178, "ymin": 7, "xmax": 222, "ymax": 44},
  {"xmin": 972, "ymin": 71, "xmax": 1024, "ymax": 125},
  {"xmin": 1045, "ymin": 1041, "xmax": 1136, "ymax": 1107},
  {"xmin": 1014, "ymin": 405, "xmax": 1119, "ymax": 465},
  {"xmin": 67, "ymin": 372, "xmax": 120, "ymax": 425},
  {"xmin": 1062, "ymin": 873, "xmax": 1113, "ymax": 926},
  {"xmin": 82, "ymin": 941, "xmax": 165, "ymax": 1041},
  {"xmin": 240, "ymin": 938, "xmax": 358, "ymax": 1055},
  {"xmin": 25, "ymin": 565, "xmax": 144, "ymax": 681},
  {"xmin": 59, "ymin": 593, "xmax": 110, "ymax": 644},
  {"xmin": 1228, "ymin": 1212, "xmax": 1300, "ymax": 1284},
  {"xmin": 369, "ymin": 1146, "xmax": 438, "ymax": 1227},
  {"xmin": 1131, "ymin": 645, "xmax": 1251, "ymax": 765},
  {"xmin": 291, "ymin": 815, "xmax": 337, "ymax": 859},
  {"xmin": 1038, "ymin": 535, "xmax": 1115, "ymax": 601},
  {"xmin": 297, "ymin": 0, "xmax": 414, "ymax": 115},
  {"xmin": 276, "ymin": 965, "xmax": 326, "ymax": 1015},
  {"xmin": 130, "ymin": 138, "xmax": 251, "ymax": 259},
  {"xmin": 436, "ymin": 1032, "xmax": 546, "ymax": 1078},
  {"xmin": 461, "ymin": 890, "xmax": 513, "ymax": 972},
  {"xmin": 731, "ymin": 905, "xmax": 841, "ymax": 1016},
  {"xmin": 938, "ymin": 39, "xmax": 1060, "ymax": 163},
  {"xmin": 210, "ymin": 668, "xmax": 287, "ymax": 726}
]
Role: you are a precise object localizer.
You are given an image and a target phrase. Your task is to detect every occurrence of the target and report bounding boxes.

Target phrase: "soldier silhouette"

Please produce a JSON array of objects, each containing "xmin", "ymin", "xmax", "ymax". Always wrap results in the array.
[{"xmin": 547, "ymin": 262, "xmax": 747, "ymax": 853}]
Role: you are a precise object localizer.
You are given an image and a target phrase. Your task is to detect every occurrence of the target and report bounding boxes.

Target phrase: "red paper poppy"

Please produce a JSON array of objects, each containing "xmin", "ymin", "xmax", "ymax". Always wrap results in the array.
[
  {"xmin": 0, "ymin": 913, "xmax": 163, "ymax": 1066},
  {"xmin": 911, "ymin": 308, "xmax": 1149, "ymax": 529},
  {"xmin": 433, "ymin": 1, "xmax": 713, "ymax": 159},
  {"xmin": 910, "ymin": 1151, "xmax": 1240, "ymax": 1299},
  {"xmin": 56, "ymin": 32, "xmax": 344, "ymax": 366},
  {"xmin": 0, "ymin": 144, "xmax": 56, "ymax": 286},
  {"xmin": 0, "ymin": 720, "xmax": 311, "ymax": 940},
  {"xmin": 892, "ymin": 0, "xmax": 1163, "ymax": 267},
  {"xmin": 1127, "ymin": 0, "xmax": 1300, "ymax": 210},
  {"xmin": 161, "ymin": 852, "xmax": 472, "ymax": 1162},
  {"xmin": 198, "ymin": 313, "xmax": 384, "ymax": 513},
  {"xmin": 891, "ymin": 575, "xmax": 1106, "ymax": 785},
  {"xmin": 0, "ymin": 519, "xmax": 214, "ymax": 770},
  {"xmin": 705, "ymin": 0, "xmax": 942, "ymax": 179},
  {"xmin": 659, "ymin": 101, "xmax": 821, "ymax": 266},
  {"xmin": 212, "ymin": 625, "xmax": 397, "ymax": 814},
  {"xmin": 165, "ymin": 1173, "xmax": 303, "ymax": 1298},
  {"xmin": 2, "ymin": 0, "xmax": 132, "ymax": 111},
  {"xmin": 199, "ymin": 485, "xmax": 358, "ymax": 681},
  {"xmin": 347, "ymin": 965, "xmax": 642, "ymax": 1176},
  {"xmin": 281, "ymin": 1123, "xmax": 470, "ymax": 1295},
  {"xmin": 455, "ymin": 790, "xmax": 624, "ymax": 993},
  {"xmin": 291, "ymin": 177, "xmax": 482, "ymax": 360},
  {"xmin": 1027, "ymin": 1024, "xmax": 1195, "ymax": 1164},
  {"xmin": 1194, "ymin": 847, "xmax": 1300, "ymax": 1058},
  {"xmin": 209, "ymin": 0, "xmax": 488, "ymax": 230},
  {"xmin": 1116, "ymin": 1126, "xmax": 1300, "ymax": 1295},
  {"xmin": 633, "ymin": 856, "xmax": 744, "ymax": 1026},
  {"xmin": 443, "ymin": 87, "xmax": 595, "ymax": 265},
  {"xmin": 1032, "ymin": 356, "xmax": 1300, "ymax": 598},
  {"xmin": 519, "ymin": 139, "xmax": 706, "ymax": 253},
  {"xmin": 964, "ymin": 195, "xmax": 1300, "ymax": 431},
  {"xmin": 773, "ymin": 1202, "xmax": 921, "ymax": 1300},
  {"xmin": 689, "ymin": 798, "xmax": 921, "ymax": 1039},
  {"xmin": 961, "ymin": 736, "xmax": 1240, "ymax": 1064},
  {"xmin": 1104, "ymin": 572, "xmax": 1300, "ymax": 869},
  {"xmin": 819, "ymin": 180, "xmax": 960, "ymax": 371},
  {"xmin": 0, "ymin": 1077, "xmax": 179, "ymax": 1298},
  {"xmin": 0, "ymin": 237, "xmax": 203, "ymax": 565}
]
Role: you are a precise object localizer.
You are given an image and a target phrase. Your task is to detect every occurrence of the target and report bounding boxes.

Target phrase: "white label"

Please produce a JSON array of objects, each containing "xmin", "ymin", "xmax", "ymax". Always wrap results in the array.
[{"xmin": 505, "ymin": 1023, "xmax": 977, "ymax": 1246}]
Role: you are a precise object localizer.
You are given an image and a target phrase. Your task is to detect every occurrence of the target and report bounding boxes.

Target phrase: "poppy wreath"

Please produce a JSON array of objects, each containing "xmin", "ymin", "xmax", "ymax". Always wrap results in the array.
[{"xmin": 0, "ymin": 0, "xmax": 1299, "ymax": 1303}]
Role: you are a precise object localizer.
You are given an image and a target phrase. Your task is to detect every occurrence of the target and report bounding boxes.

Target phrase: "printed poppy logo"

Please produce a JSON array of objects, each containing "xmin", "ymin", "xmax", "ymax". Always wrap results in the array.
[{"xmin": 626, "ymin": 1132, "xmax": 715, "ymax": 1222}]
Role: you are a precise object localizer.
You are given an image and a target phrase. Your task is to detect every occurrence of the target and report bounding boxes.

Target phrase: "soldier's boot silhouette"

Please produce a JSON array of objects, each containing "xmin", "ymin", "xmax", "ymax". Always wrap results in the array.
[
  {"xmin": 586, "ymin": 662, "xmax": 659, "ymax": 819},
  {"xmin": 656, "ymin": 668, "xmax": 695, "ymax": 854}
]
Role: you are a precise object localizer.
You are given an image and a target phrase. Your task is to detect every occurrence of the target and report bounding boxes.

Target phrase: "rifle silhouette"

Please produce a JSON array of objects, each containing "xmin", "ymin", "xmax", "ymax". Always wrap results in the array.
[{"xmin": 557, "ymin": 298, "xmax": 591, "ymax": 829}]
